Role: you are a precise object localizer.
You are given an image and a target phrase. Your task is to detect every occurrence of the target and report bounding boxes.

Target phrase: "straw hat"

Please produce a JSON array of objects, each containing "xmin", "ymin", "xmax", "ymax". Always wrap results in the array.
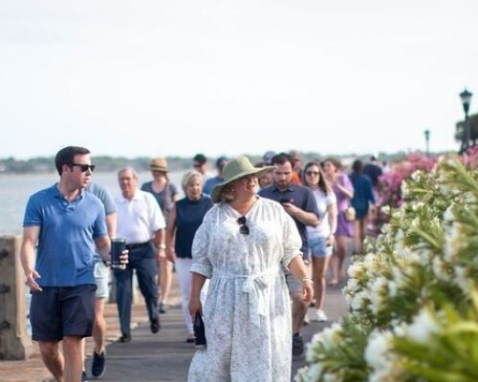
[
  {"xmin": 211, "ymin": 156, "xmax": 273, "ymax": 203},
  {"xmin": 150, "ymin": 157, "xmax": 168, "ymax": 172}
]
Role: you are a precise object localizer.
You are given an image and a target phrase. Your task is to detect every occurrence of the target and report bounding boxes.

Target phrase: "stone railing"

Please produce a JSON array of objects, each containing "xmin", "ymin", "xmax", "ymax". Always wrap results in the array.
[{"xmin": 0, "ymin": 236, "xmax": 32, "ymax": 360}]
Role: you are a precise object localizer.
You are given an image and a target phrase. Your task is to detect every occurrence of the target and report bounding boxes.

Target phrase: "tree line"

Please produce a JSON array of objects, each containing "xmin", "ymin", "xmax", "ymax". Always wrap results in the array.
[{"xmin": 0, "ymin": 151, "xmax": 450, "ymax": 174}]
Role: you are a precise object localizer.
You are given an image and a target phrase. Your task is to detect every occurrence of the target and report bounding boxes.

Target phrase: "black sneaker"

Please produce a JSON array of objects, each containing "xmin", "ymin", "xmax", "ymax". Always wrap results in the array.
[
  {"xmin": 118, "ymin": 333, "xmax": 131, "ymax": 343},
  {"xmin": 81, "ymin": 371, "xmax": 89, "ymax": 382},
  {"xmin": 292, "ymin": 333, "xmax": 304, "ymax": 357},
  {"xmin": 150, "ymin": 317, "xmax": 160, "ymax": 333},
  {"xmin": 91, "ymin": 351, "xmax": 106, "ymax": 378}
]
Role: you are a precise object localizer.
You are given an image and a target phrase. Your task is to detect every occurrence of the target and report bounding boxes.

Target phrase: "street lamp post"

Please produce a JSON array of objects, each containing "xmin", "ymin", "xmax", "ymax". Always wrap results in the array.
[
  {"xmin": 424, "ymin": 129, "xmax": 430, "ymax": 156},
  {"xmin": 459, "ymin": 88, "xmax": 473, "ymax": 152}
]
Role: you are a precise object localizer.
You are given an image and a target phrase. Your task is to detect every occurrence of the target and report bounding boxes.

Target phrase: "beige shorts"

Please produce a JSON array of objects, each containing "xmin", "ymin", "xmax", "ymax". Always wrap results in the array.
[{"xmin": 94, "ymin": 261, "xmax": 110, "ymax": 299}]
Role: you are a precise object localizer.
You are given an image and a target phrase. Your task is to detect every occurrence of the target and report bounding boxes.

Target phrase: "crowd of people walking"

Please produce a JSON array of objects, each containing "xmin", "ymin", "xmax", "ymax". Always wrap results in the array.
[{"xmin": 20, "ymin": 145, "xmax": 381, "ymax": 382}]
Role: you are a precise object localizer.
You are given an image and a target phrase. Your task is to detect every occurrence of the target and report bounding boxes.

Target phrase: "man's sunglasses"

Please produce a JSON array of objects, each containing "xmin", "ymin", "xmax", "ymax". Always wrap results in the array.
[
  {"xmin": 237, "ymin": 216, "xmax": 249, "ymax": 235},
  {"xmin": 69, "ymin": 163, "xmax": 96, "ymax": 172}
]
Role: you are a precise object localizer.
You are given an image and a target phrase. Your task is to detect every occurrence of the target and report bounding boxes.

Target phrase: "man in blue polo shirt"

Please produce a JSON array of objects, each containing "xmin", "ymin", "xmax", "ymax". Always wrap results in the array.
[
  {"xmin": 259, "ymin": 152, "xmax": 320, "ymax": 358},
  {"xmin": 20, "ymin": 146, "xmax": 115, "ymax": 382}
]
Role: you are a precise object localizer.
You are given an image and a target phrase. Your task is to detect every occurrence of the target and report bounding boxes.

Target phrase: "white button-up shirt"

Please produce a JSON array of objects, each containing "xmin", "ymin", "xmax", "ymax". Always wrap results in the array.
[{"xmin": 115, "ymin": 189, "xmax": 166, "ymax": 244}]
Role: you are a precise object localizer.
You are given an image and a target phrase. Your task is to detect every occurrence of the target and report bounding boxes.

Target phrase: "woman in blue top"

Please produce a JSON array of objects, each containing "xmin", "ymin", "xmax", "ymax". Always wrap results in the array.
[
  {"xmin": 349, "ymin": 160, "xmax": 375, "ymax": 254},
  {"xmin": 166, "ymin": 170, "xmax": 213, "ymax": 342}
]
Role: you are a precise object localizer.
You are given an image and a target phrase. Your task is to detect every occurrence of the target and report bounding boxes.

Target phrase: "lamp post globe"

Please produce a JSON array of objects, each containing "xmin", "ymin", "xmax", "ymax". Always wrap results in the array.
[
  {"xmin": 424, "ymin": 129, "xmax": 430, "ymax": 156},
  {"xmin": 459, "ymin": 88, "xmax": 473, "ymax": 152},
  {"xmin": 460, "ymin": 88, "xmax": 473, "ymax": 116}
]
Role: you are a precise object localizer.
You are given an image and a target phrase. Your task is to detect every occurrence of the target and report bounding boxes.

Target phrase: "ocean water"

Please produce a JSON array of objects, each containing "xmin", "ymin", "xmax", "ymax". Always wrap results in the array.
[
  {"xmin": 0, "ymin": 171, "xmax": 184, "ymax": 235},
  {"xmin": 0, "ymin": 171, "xmax": 186, "ymax": 335}
]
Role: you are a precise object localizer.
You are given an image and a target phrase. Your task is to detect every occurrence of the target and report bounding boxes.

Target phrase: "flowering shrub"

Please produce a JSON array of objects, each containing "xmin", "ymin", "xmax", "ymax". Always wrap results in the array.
[
  {"xmin": 369, "ymin": 153, "xmax": 438, "ymax": 236},
  {"xmin": 297, "ymin": 155, "xmax": 478, "ymax": 382}
]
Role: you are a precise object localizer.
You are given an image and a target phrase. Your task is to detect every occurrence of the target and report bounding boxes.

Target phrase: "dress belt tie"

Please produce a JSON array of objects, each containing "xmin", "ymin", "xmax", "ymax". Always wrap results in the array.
[{"xmin": 213, "ymin": 268, "xmax": 279, "ymax": 327}]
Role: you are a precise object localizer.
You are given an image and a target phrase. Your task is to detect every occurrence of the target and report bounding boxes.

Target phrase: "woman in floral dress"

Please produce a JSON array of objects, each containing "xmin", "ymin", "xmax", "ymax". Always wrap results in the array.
[{"xmin": 187, "ymin": 156, "xmax": 313, "ymax": 382}]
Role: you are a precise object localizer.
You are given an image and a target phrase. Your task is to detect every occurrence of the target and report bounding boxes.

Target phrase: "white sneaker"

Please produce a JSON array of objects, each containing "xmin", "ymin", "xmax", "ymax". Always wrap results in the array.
[
  {"xmin": 303, "ymin": 311, "xmax": 310, "ymax": 326},
  {"xmin": 316, "ymin": 309, "xmax": 328, "ymax": 322}
]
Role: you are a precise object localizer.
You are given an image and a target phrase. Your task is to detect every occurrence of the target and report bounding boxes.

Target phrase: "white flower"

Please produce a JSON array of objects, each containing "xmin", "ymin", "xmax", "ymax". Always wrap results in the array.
[
  {"xmin": 347, "ymin": 278, "xmax": 360, "ymax": 292},
  {"xmin": 350, "ymin": 291, "xmax": 368, "ymax": 311},
  {"xmin": 348, "ymin": 262, "xmax": 365, "ymax": 279},
  {"xmin": 394, "ymin": 240, "xmax": 411, "ymax": 260},
  {"xmin": 365, "ymin": 331, "xmax": 404, "ymax": 382},
  {"xmin": 323, "ymin": 372, "xmax": 341, "ymax": 382},
  {"xmin": 391, "ymin": 263, "xmax": 409, "ymax": 291},
  {"xmin": 306, "ymin": 364, "xmax": 323, "ymax": 381},
  {"xmin": 411, "ymin": 202, "xmax": 425, "ymax": 212},
  {"xmin": 381, "ymin": 206, "xmax": 392, "ymax": 216},
  {"xmin": 432, "ymin": 257, "xmax": 449, "ymax": 281},
  {"xmin": 401, "ymin": 181, "xmax": 409, "ymax": 198},
  {"xmin": 453, "ymin": 266, "xmax": 471, "ymax": 294},
  {"xmin": 369, "ymin": 277, "xmax": 389, "ymax": 314},
  {"xmin": 410, "ymin": 218, "xmax": 420, "ymax": 228},
  {"xmin": 388, "ymin": 280, "xmax": 398, "ymax": 297},
  {"xmin": 307, "ymin": 322, "xmax": 343, "ymax": 358},
  {"xmin": 392, "ymin": 322, "xmax": 407, "ymax": 337},
  {"xmin": 405, "ymin": 309, "xmax": 440, "ymax": 344},
  {"xmin": 443, "ymin": 206, "xmax": 454, "ymax": 222},
  {"xmin": 363, "ymin": 253, "xmax": 382, "ymax": 274},
  {"xmin": 415, "ymin": 248, "xmax": 433, "ymax": 267},
  {"xmin": 444, "ymin": 222, "xmax": 462, "ymax": 262},
  {"xmin": 365, "ymin": 330, "xmax": 393, "ymax": 370},
  {"xmin": 410, "ymin": 171, "xmax": 421, "ymax": 182}
]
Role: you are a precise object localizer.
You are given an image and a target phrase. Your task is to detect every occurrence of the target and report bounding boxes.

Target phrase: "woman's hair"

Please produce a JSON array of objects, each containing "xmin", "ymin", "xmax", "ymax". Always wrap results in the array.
[
  {"xmin": 220, "ymin": 184, "xmax": 236, "ymax": 202},
  {"xmin": 303, "ymin": 161, "xmax": 332, "ymax": 195},
  {"xmin": 181, "ymin": 170, "xmax": 203, "ymax": 193},
  {"xmin": 219, "ymin": 174, "xmax": 255, "ymax": 203},
  {"xmin": 323, "ymin": 157, "xmax": 342, "ymax": 171},
  {"xmin": 152, "ymin": 169, "xmax": 169, "ymax": 183}
]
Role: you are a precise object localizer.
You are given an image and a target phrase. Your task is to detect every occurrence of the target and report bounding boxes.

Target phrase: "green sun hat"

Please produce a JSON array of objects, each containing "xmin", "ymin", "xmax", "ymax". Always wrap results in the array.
[{"xmin": 210, "ymin": 156, "xmax": 273, "ymax": 203}]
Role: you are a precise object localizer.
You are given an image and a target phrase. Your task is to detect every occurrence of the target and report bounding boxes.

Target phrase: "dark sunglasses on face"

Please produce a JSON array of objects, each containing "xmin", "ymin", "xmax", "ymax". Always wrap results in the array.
[
  {"xmin": 306, "ymin": 171, "xmax": 319, "ymax": 176},
  {"xmin": 69, "ymin": 163, "xmax": 96, "ymax": 172},
  {"xmin": 237, "ymin": 216, "xmax": 250, "ymax": 235}
]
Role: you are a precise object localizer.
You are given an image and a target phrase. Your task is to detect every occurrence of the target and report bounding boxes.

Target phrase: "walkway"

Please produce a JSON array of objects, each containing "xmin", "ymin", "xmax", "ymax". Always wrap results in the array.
[{"xmin": 0, "ymin": 277, "xmax": 347, "ymax": 382}]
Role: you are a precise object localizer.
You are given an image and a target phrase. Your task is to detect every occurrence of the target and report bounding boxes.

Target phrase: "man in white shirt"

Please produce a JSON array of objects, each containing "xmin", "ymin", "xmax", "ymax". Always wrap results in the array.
[{"xmin": 113, "ymin": 167, "xmax": 166, "ymax": 343}]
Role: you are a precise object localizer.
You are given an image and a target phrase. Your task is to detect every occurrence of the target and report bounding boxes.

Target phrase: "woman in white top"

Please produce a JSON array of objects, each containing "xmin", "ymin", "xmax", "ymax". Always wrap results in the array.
[
  {"xmin": 187, "ymin": 156, "xmax": 313, "ymax": 382},
  {"xmin": 303, "ymin": 161, "xmax": 338, "ymax": 322}
]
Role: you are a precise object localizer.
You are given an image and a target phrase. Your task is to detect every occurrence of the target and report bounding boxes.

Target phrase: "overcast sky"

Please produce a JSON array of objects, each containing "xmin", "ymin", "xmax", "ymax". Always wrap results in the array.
[{"xmin": 1, "ymin": 0, "xmax": 477, "ymax": 159}]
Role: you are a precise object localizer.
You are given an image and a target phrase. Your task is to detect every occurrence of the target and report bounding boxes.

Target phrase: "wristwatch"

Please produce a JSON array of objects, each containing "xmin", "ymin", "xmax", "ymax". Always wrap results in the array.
[{"xmin": 157, "ymin": 243, "xmax": 167, "ymax": 250}]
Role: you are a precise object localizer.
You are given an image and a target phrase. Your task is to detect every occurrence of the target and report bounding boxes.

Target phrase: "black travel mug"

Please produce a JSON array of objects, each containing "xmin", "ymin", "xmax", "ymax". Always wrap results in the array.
[{"xmin": 111, "ymin": 237, "xmax": 126, "ymax": 269}]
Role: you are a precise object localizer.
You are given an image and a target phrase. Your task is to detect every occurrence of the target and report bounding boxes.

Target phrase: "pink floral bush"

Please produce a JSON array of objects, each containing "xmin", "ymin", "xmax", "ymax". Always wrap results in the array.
[{"xmin": 369, "ymin": 153, "xmax": 438, "ymax": 236}]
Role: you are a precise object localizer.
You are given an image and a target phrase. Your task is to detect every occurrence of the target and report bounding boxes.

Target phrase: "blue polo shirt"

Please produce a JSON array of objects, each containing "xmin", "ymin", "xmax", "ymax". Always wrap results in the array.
[
  {"xmin": 259, "ymin": 183, "xmax": 319, "ymax": 258},
  {"xmin": 23, "ymin": 185, "xmax": 107, "ymax": 287}
]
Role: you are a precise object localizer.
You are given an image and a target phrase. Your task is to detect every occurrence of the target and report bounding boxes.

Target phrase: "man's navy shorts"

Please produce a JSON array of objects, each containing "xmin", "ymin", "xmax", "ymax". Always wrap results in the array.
[{"xmin": 30, "ymin": 284, "xmax": 96, "ymax": 342}]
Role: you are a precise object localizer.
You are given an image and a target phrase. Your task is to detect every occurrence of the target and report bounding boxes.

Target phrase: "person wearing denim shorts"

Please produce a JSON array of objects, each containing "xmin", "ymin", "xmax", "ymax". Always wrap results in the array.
[
  {"xmin": 83, "ymin": 182, "xmax": 117, "ymax": 379},
  {"xmin": 20, "ymin": 146, "xmax": 111, "ymax": 382},
  {"xmin": 304, "ymin": 161, "xmax": 338, "ymax": 322}
]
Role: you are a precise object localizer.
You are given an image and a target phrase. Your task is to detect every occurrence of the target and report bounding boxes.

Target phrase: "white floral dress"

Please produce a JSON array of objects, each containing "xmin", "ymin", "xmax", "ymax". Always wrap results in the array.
[{"xmin": 187, "ymin": 197, "xmax": 302, "ymax": 382}]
